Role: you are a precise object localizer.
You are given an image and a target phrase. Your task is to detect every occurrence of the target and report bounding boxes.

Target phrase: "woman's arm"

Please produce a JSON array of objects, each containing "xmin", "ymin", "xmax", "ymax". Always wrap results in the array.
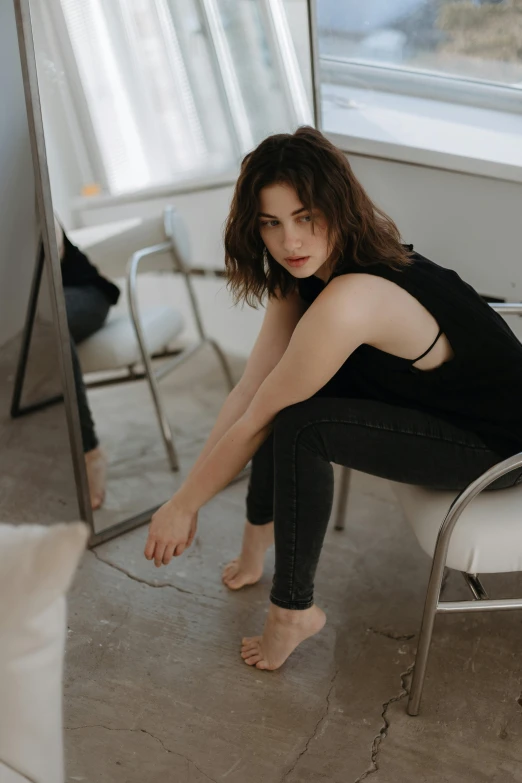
[
  {"xmin": 178, "ymin": 288, "xmax": 306, "ymax": 476},
  {"xmin": 144, "ymin": 276, "xmax": 374, "ymax": 566},
  {"xmin": 177, "ymin": 276, "xmax": 373, "ymax": 510}
]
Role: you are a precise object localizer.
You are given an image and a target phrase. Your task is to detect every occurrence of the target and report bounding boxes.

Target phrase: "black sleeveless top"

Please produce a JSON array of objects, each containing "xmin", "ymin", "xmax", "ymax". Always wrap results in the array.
[
  {"xmin": 298, "ymin": 246, "xmax": 522, "ymax": 458},
  {"xmin": 60, "ymin": 233, "xmax": 120, "ymax": 306}
]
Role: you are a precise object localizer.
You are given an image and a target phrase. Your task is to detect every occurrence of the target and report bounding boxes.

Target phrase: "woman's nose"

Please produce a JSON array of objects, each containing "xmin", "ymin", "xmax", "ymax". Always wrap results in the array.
[{"xmin": 283, "ymin": 227, "xmax": 302, "ymax": 252}]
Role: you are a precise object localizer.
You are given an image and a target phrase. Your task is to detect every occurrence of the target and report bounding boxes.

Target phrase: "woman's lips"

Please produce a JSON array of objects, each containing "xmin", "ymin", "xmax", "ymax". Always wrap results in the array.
[{"xmin": 286, "ymin": 256, "xmax": 309, "ymax": 268}]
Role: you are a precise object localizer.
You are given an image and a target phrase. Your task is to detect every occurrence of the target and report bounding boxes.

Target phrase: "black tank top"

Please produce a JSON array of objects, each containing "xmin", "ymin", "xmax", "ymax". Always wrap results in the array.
[{"xmin": 297, "ymin": 246, "xmax": 522, "ymax": 458}]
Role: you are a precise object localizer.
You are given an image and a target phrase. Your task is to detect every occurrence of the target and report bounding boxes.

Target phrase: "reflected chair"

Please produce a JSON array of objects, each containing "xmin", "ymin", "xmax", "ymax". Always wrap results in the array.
[
  {"xmin": 73, "ymin": 205, "xmax": 234, "ymax": 471},
  {"xmin": 333, "ymin": 302, "xmax": 522, "ymax": 715}
]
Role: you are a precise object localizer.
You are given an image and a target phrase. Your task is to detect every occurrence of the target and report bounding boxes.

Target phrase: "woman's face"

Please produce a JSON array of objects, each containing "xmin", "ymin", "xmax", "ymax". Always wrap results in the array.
[{"xmin": 258, "ymin": 183, "xmax": 331, "ymax": 281}]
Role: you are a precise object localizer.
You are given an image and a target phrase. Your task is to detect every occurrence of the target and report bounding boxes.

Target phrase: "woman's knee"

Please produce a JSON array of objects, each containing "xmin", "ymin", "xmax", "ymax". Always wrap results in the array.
[{"xmin": 273, "ymin": 399, "xmax": 329, "ymax": 457}]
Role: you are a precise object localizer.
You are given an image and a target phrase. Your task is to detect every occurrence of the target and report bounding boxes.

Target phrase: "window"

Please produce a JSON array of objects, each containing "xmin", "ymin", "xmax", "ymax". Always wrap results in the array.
[{"xmin": 318, "ymin": 0, "xmax": 522, "ymax": 113}]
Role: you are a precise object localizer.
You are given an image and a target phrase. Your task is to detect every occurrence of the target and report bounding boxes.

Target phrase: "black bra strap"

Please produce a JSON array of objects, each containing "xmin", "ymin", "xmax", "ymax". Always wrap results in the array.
[{"xmin": 411, "ymin": 327, "xmax": 443, "ymax": 364}]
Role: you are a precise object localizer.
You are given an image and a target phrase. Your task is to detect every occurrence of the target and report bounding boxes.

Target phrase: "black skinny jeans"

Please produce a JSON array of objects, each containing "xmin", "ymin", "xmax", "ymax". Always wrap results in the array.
[
  {"xmin": 246, "ymin": 388, "xmax": 522, "ymax": 611},
  {"xmin": 64, "ymin": 285, "xmax": 111, "ymax": 453}
]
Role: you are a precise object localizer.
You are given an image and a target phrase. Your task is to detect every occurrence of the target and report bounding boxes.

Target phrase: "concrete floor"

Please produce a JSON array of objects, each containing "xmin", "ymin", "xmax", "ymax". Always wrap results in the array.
[{"xmin": 1, "ymin": 337, "xmax": 522, "ymax": 782}]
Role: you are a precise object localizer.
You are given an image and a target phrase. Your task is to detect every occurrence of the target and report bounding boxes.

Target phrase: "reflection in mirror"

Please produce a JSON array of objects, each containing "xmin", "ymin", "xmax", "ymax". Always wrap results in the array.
[
  {"xmin": 0, "ymin": 0, "xmax": 80, "ymax": 528},
  {"xmin": 56, "ymin": 213, "xmax": 242, "ymax": 536},
  {"xmin": 29, "ymin": 0, "xmax": 313, "ymax": 538},
  {"xmin": 0, "ymin": 232, "xmax": 81, "ymax": 526}
]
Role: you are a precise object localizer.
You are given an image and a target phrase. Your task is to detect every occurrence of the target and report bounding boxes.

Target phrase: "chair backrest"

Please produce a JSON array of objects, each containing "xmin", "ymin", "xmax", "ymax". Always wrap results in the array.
[
  {"xmin": 69, "ymin": 207, "xmax": 190, "ymax": 279},
  {"xmin": 163, "ymin": 205, "xmax": 192, "ymax": 272}
]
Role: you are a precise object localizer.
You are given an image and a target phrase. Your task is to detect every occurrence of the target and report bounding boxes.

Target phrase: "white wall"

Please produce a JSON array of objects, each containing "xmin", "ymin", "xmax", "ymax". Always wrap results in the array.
[
  {"xmin": 349, "ymin": 155, "xmax": 522, "ymax": 303},
  {"xmin": 350, "ymin": 155, "xmax": 522, "ymax": 342},
  {"xmin": 0, "ymin": 1, "xmax": 38, "ymax": 348}
]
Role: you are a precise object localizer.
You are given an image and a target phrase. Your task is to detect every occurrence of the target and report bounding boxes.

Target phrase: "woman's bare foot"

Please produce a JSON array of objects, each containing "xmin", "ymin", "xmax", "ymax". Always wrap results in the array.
[
  {"xmin": 240, "ymin": 603, "xmax": 326, "ymax": 670},
  {"xmin": 85, "ymin": 446, "xmax": 107, "ymax": 510},
  {"xmin": 222, "ymin": 520, "xmax": 274, "ymax": 590}
]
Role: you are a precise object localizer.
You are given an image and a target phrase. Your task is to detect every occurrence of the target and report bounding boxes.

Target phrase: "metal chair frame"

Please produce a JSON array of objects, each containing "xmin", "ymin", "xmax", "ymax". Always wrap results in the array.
[
  {"xmin": 11, "ymin": 207, "xmax": 236, "ymax": 475},
  {"xmin": 126, "ymin": 206, "xmax": 234, "ymax": 471},
  {"xmin": 333, "ymin": 302, "xmax": 522, "ymax": 715}
]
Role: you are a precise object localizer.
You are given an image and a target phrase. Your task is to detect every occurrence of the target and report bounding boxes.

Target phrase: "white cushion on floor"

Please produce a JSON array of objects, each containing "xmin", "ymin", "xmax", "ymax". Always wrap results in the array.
[
  {"xmin": 390, "ymin": 481, "xmax": 522, "ymax": 574},
  {"xmin": 77, "ymin": 306, "xmax": 184, "ymax": 374},
  {"xmin": 0, "ymin": 522, "xmax": 89, "ymax": 783}
]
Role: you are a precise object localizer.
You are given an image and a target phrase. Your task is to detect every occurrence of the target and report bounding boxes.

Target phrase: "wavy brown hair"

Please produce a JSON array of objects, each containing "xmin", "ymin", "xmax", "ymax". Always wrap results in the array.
[{"xmin": 224, "ymin": 126, "xmax": 412, "ymax": 307}]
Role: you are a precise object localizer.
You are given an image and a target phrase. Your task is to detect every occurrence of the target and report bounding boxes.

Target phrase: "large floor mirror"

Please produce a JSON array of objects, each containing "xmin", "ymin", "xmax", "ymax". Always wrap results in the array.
[{"xmin": 12, "ymin": 0, "xmax": 315, "ymax": 546}]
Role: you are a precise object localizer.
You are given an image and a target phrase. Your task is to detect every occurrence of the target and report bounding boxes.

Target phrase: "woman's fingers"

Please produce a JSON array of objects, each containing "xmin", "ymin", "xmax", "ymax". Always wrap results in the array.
[
  {"xmin": 153, "ymin": 542, "xmax": 166, "ymax": 567},
  {"xmin": 144, "ymin": 536, "xmax": 156, "ymax": 560},
  {"xmin": 162, "ymin": 543, "xmax": 177, "ymax": 565},
  {"xmin": 148, "ymin": 536, "xmax": 190, "ymax": 566},
  {"xmin": 144, "ymin": 500, "xmax": 197, "ymax": 566}
]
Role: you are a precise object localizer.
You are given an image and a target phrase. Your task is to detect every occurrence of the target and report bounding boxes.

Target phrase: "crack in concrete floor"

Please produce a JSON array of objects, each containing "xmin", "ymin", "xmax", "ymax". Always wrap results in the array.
[
  {"xmin": 367, "ymin": 627, "xmax": 415, "ymax": 642},
  {"xmin": 86, "ymin": 546, "xmax": 424, "ymax": 782},
  {"xmin": 64, "ymin": 724, "xmax": 218, "ymax": 782},
  {"xmin": 90, "ymin": 548, "xmax": 227, "ymax": 604},
  {"xmin": 353, "ymin": 660, "xmax": 415, "ymax": 782},
  {"xmin": 281, "ymin": 666, "xmax": 340, "ymax": 781}
]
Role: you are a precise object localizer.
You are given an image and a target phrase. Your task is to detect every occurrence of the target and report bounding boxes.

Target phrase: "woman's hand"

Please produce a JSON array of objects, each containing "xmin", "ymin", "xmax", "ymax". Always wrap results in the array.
[{"xmin": 144, "ymin": 496, "xmax": 198, "ymax": 567}]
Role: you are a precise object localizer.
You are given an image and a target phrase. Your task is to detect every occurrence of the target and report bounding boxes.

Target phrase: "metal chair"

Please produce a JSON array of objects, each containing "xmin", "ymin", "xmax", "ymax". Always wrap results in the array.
[
  {"xmin": 333, "ymin": 302, "xmax": 522, "ymax": 715},
  {"xmin": 73, "ymin": 205, "xmax": 235, "ymax": 471}
]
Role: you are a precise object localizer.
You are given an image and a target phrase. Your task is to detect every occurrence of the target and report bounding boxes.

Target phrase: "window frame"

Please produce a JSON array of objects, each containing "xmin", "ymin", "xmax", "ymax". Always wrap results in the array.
[{"xmin": 321, "ymin": 57, "xmax": 522, "ymax": 117}]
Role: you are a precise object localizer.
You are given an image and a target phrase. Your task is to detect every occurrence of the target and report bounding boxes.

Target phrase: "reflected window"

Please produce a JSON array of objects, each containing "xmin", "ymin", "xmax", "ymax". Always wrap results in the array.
[{"xmin": 38, "ymin": 0, "xmax": 312, "ymax": 196}]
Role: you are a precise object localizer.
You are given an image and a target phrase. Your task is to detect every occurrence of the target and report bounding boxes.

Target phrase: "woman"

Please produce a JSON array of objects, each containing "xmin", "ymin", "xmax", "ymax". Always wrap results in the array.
[
  {"xmin": 144, "ymin": 127, "xmax": 522, "ymax": 670},
  {"xmin": 55, "ymin": 216, "xmax": 120, "ymax": 509}
]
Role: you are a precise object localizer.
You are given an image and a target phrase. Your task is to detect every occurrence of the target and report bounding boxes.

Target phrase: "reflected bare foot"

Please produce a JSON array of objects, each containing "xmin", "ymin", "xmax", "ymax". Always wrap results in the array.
[
  {"xmin": 222, "ymin": 520, "xmax": 274, "ymax": 590},
  {"xmin": 241, "ymin": 603, "xmax": 326, "ymax": 670},
  {"xmin": 85, "ymin": 446, "xmax": 107, "ymax": 510}
]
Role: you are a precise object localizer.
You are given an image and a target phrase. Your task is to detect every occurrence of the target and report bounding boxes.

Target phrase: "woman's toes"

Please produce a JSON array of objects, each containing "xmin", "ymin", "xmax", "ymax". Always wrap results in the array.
[
  {"xmin": 244, "ymin": 653, "xmax": 262, "ymax": 666},
  {"xmin": 227, "ymin": 576, "xmax": 244, "ymax": 589},
  {"xmin": 241, "ymin": 636, "xmax": 260, "ymax": 650},
  {"xmin": 242, "ymin": 636, "xmax": 259, "ymax": 645}
]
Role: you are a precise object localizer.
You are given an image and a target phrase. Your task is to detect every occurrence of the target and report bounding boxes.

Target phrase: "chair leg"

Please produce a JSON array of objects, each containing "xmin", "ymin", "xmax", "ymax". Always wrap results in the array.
[
  {"xmin": 334, "ymin": 466, "xmax": 351, "ymax": 531},
  {"xmin": 461, "ymin": 572, "xmax": 488, "ymax": 600},
  {"xmin": 175, "ymin": 258, "xmax": 235, "ymax": 392},
  {"xmin": 407, "ymin": 554, "xmax": 447, "ymax": 716},
  {"xmin": 207, "ymin": 338, "xmax": 235, "ymax": 391},
  {"xmin": 142, "ymin": 355, "xmax": 180, "ymax": 471}
]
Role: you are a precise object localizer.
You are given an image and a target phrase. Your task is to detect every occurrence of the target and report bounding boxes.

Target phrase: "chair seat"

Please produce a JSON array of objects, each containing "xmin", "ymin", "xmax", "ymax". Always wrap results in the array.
[
  {"xmin": 390, "ymin": 481, "xmax": 522, "ymax": 574},
  {"xmin": 77, "ymin": 306, "xmax": 184, "ymax": 374}
]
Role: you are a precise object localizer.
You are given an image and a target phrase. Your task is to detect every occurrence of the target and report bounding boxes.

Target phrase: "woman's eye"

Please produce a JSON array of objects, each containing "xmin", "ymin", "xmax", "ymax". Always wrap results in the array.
[
  {"xmin": 300, "ymin": 215, "xmax": 311, "ymax": 223},
  {"xmin": 260, "ymin": 220, "xmax": 279, "ymax": 228}
]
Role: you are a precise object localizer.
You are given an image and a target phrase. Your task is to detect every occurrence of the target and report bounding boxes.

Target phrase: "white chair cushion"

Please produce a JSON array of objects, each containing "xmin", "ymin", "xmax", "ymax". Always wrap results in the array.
[
  {"xmin": 390, "ymin": 481, "xmax": 522, "ymax": 574},
  {"xmin": 0, "ymin": 522, "xmax": 89, "ymax": 783},
  {"xmin": 77, "ymin": 305, "xmax": 184, "ymax": 374}
]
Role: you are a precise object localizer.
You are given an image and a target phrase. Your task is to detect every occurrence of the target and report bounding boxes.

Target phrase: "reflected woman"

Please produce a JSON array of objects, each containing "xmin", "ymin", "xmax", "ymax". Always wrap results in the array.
[
  {"xmin": 54, "ymin": 216, "xmax": 120, "ymax": 509},
  {"xmin": 144, "ymin": 127, "xmax": 522, "ymax": 669}
]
